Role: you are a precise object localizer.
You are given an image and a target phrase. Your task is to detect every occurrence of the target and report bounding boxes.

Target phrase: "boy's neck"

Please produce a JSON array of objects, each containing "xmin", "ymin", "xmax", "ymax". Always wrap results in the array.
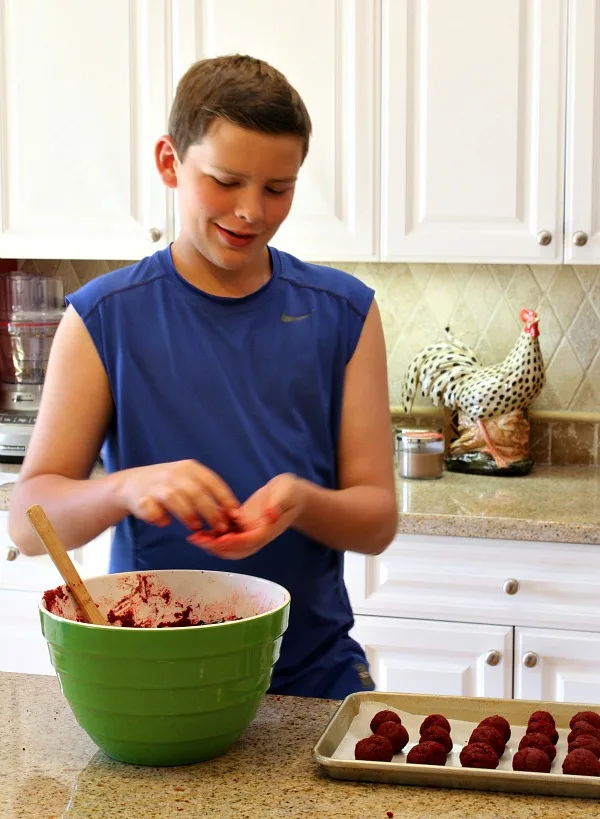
[{"xmin": 170, "ymin": 238, "xmax": 272, "ymax": 298}]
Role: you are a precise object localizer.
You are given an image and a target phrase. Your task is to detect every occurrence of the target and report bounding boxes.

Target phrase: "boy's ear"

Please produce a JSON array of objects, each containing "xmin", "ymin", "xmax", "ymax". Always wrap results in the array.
[{"xmin": 155, "ymin": 136, "xmax": 179, "ymax": 188}]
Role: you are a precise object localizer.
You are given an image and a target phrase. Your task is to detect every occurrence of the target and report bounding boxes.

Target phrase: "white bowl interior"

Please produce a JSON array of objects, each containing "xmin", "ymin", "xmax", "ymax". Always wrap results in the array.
[{"xmin": 41, "ymin": 569, "xmax": 289, "ymax": 627}]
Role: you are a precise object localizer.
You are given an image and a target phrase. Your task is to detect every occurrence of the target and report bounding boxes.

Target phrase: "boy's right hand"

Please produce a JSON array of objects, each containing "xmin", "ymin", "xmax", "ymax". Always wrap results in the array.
[{"xmin": 118, "ymin": 460, "xmax": 240, "ymax": 533}]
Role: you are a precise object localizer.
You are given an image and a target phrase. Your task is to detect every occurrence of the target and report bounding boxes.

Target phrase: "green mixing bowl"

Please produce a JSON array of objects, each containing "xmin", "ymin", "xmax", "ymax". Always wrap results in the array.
[{"xmin": 39, "ymin": 569, "xmax": 290, "ymax": 766}]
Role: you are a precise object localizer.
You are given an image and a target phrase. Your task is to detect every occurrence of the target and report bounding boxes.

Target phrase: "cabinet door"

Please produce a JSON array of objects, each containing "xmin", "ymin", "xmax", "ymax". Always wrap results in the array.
[
  {"xmin": 352, "ymin": 614, "xmax": 513, "ymax": 699},
  {"xmin": 564, "ymin": 0, "xmax": 600, "ymax": 263},
  {"xmin": 0, "ymin": 589, "xmax": 54, "ymax": 675},
  {"xmin": 172, "ymin": 0, "xmax": 378, "ymax": 261},
  {"xmin": 515, "ymin": 626, "xmax": 600, "ymax": 704},
  {"xmin": 0, "ymin": 512, "xmax": 111, "ymax": 593},
  {"xmin": 381, "ymin": 0, "xmax": 567, "ymax": 262},
  {"xmin": 0, "ymin": 0, "xmax": 170, "ymax": 260}
]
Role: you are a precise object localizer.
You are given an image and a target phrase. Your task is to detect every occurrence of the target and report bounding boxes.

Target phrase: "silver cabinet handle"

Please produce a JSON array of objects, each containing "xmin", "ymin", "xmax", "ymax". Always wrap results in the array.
[
  {"xmin": 573, "ymin": 231, "xmax": 588, "ymax": 247},
  {"xmin": 485, "ymin": 650, "xmax": 501, "ymax": 666},
  {"xmin": 536, "ymin": 230, "xmax": 552, "ymax": 246},
  {"xmin": 5, "ymin": 546, "xmax": 18, "ymax": 561},
  {"xmin": 503, "ymin": 578, "xmax": 519, "ymax": 595},
  {"xmin": 522, "ymin": 652, "xmax": 538, "ymax": 668},
  {"xmin": 148, "ymin": 227, "xmax": 162, "ymax": 243}
]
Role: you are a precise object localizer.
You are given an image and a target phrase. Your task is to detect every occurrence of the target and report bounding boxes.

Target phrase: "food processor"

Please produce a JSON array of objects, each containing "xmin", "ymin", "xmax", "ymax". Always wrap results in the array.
[{"xmin": 0, "ymin": 271, "xmax": 65, "ymax": 461}]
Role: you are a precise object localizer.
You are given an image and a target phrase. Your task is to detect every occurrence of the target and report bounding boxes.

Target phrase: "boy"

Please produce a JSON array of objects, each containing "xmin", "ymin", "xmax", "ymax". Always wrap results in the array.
[{"xmin": 9, "ymin": 55, "xmax": 397, "ymax": 698}]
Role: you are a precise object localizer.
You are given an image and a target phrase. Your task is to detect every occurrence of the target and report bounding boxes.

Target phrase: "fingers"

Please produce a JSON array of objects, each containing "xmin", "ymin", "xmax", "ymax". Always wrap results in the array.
[{"xmin": 137, "ymin": 496, "xmax": 172, "ymax": 527}]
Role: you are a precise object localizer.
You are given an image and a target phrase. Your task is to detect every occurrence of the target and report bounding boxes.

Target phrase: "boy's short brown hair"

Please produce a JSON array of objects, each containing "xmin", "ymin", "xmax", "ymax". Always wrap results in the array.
[{"xmin": 169, "ymin": 54, "xmax": 312, "ymax": 162}]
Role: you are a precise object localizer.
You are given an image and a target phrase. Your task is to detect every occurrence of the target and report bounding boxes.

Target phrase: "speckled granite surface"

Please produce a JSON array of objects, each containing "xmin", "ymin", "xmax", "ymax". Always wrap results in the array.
[
  {"xmin": 1, "ymin": 463, "xmax": 599, "ymax": 544},
  {"xmin": 1, "ymin": 672, "xmax": 598, "ymax": 819},
  {"xmin": 397, "ymin": 465, "xmax": 600, "ymax": 545}
]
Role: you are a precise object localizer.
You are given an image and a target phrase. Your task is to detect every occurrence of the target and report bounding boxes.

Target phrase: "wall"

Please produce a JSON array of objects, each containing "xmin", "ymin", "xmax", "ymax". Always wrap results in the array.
[{"xmin": 18, "ymin": 257, "xmax": 600, "ymax": 464}]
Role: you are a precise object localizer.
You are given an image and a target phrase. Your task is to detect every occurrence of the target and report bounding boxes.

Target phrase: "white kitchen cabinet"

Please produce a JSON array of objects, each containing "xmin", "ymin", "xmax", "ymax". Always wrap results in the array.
[
  {"xmin": 381, "ymin": 0, "xmax": 567, "ymax": 263},
  {"xmin": 170, "ymin": 0, "xmax": 379, "ymax": 261},
  {"xmin": 563, "ymin": 0, "xmax": 600, "ymax": 263},
  {"xmin": 515, "ymin": 627, "xmax": 600, "ymax": 705},
  {"xmin": 346, "ymin": 533, "xmax": 600, "ymax": 703},
  {"xmin": 0, "ymin": 0, "xmax": 170, "ymax": 260},
  {"xmin": 351, "ymin": 614, "xmax": 513, "ymax": 699},
  {"xmin": 0, "ymin": 589, "xmax": 54, "ymax": 675},
  {"xmin": 0, "ymin": 514, "xmax": 111, "ymax": 675}
]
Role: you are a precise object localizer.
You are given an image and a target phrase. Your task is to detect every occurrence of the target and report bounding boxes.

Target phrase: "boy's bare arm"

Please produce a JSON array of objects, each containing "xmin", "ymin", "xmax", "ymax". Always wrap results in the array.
[
  {"xmin": 8, "ymin": 307, "xmax": 127, "ymax": 555},
  {"xmin": 294, "ymin": 299, "xmax": 398, "ymax": 555}
]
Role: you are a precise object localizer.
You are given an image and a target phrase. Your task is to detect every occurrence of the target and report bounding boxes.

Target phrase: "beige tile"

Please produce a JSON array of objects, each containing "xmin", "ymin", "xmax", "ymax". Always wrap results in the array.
[
  {"xmin": 383, "ymin": 265, "xmax": 423, "ymax": 326},
  {"xmin": 546, "ymin": 338, "xmax": 585, "ymax": 409},
  {"xmin": 458, "ymin": 265, "xmax": 502, "ymax": 331},
  {"xmin": 574, "ymin": 266, "xmax": 600, "ymax": 292},
  {"xmin": 482, "ymin": 299, "xmax": 521, "ymax": 360},
  {"xmin": 536, "ymin": 298, "xmax": 562, "ymax": 365},
  {"xmin": 531, "ymin": 380, "xmax": 562, "ymax": 411},
  {"xmin": 505, "ymin": 266, "xmax": 543, "ymax": 317},
  {"xmin": 547, "ymin": 266, "xmax": 586, "ymax": 330},
  {"xmin": 571, "ymin": 379, "xmax": 600, "ymax": 413},
  {"xmin": 529, "ymin": 264, "xmax": 560, "ymax": 293},
  {"xmin": 353, "ymin": 262, "xmax": 391, "ymax": 299},
  {"xmin": 492, "ymin": 263, "xmax": 517, "ymax": 290},
  {"xmin": 401, "ymin": 303, "xmax": 443, "ymax": 357},
  {"xmin": 423, "ymin": 265, "xmax": 460, "ymax": 328},
  {"xmin": 447, "ymin": 301, "xmax": 481, "ymax": 353},
  {"xmin": 568, "ymin": 298, "xmax": 600, "ymax": 370},
  {"xmin": 407, "ymin": 263, "xmax": 437, "ymax": 293},
  {"xmin": 590, "ymin": 275, "xmax": 600, "ymax": 317},
  {"xmin": 55, "ymin": 260, "xmax": 81, "ymax": 296},
  {"xmin": 550, "ymin": 422, "xmax": 596, "ymax": 466}
]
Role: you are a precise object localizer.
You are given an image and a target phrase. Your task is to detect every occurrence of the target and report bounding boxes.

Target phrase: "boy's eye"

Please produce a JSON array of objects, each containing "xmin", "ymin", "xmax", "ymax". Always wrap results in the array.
[
  {"xmin": 265, "ymin": 187, "xmax": 288, "ymax": 196},
  {"xmin": 213, "ymin": 177, "xmax": 238, "ymax": 188}
]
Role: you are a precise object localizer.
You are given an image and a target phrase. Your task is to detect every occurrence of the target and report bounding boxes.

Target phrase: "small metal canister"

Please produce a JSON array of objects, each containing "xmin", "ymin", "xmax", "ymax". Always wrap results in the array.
[{"xmin": 396, "ymin": 428, "xmax": 444, "ymax": 480}]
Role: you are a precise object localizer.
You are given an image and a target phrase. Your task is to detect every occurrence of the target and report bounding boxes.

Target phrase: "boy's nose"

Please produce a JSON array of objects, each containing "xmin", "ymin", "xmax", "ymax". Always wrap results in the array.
[{"xmin": 233, "ymin": 190, "xmax": 265, "ymax": 224}]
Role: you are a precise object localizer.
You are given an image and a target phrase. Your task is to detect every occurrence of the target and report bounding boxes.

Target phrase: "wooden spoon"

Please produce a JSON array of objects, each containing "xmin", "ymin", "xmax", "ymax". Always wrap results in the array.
[{"xmin": 27, "ymin": 504, "xmax": 109, "ymax": 626}]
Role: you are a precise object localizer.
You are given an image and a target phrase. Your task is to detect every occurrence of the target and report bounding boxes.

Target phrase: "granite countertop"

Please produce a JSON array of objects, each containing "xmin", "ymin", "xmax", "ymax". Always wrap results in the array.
[
  {"xmin": 397, "ymin": 465, "xmax": 600, "ymax": 545},
  {"xmin": 1, "ymin": 672, "xmax": 597, "ymax": 819},
  {"xmin": 1, "ymin": 463, "xmax": 598, "ymax": 545}
]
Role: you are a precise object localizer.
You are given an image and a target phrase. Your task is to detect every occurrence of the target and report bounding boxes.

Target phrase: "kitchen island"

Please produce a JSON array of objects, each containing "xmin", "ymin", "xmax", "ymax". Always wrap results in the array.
[{"xmin": 1, "ymin": 672, "xmax": 598, "ymax": 819}]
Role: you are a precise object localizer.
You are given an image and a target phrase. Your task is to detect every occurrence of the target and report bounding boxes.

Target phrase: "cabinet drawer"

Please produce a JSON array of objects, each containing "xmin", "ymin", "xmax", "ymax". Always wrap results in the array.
[
  {"xmin": 345, "ymin": 534, "xmax": 600, "ymax": 632},
  {"xmin": 351, "ymin": 614, "xmax": 513, "ymax": 699}
]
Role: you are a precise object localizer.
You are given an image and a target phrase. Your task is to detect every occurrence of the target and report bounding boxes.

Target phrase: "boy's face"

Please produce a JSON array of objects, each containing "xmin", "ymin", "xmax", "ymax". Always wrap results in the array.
[{"xmin": 166, "ymin": 120, "xmax": 303, "ymax": 272}]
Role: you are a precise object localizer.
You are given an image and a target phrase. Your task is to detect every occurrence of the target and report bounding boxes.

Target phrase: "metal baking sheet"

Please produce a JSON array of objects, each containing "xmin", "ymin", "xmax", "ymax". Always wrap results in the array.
[{"xmin": 313, "ymin": 691, "xmax": 600, "ymax": 798}]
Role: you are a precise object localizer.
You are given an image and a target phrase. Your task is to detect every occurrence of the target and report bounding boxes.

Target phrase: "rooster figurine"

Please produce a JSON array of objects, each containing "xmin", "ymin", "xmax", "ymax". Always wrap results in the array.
[{"xmin": 400, "ymin": 309, "xmax": 545, "ymax": 473}]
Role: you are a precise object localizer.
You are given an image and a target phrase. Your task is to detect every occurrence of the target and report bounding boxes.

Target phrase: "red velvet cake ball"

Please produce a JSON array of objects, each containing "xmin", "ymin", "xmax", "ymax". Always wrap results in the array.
[
  {"xmin": 518, "ymin": 732, "xmax": 556, "ymax": 761},
  {"xmin": 562, "ymin": 749, "xmax": 600, "ymax": 777},
  {"xmin": 478, "ymin": 715, "xmax": 511, "ymax": 743},
  {"xmin": 406, "ymin": 740, "xmax": 447, "ymax": 766},
  {"xmin": 569, "ymin": 711, "xmax": 600, "ymax": 731},
  {"xmin": 567, "ymin": 722, "xmax": 600, "ymax": 745},
  {"xmin": 460, "ymin": 742, "xmax": 499, "ymax": 769},
  {"xmin": 376, "ymin": 721, "xmax": 409, "ymax": 753},
  {"xmin": 420, "ymin": 726, "xmax": 452, "ymax": 754},
  {"xmin": 568, "ymin": 734, "xmax": 600, "ymax": 759},
  {"xmin": 512, "ymin": 748, "xmax": 552, "ymax": 773},
  {"xmin": 527, "ymin": 720, "xmax": 559, "ymax": 745},
  {"xmin": 419, "ymin": 714, "xmax": 451, "ymax": 735},
  {"xmin": 468, "ymin": 726, "xmax": 505, "ymax": 757},
  {"xmin": 528, "ymin": 710, "xmax": 555, "ymax": 728},
  {"xmin": 369, "ymin": 710, "xmax": 402, "ymax": 734},
  {"xmin": 355, "ymin": 735, "xmax": 394, "ymax": 762}
]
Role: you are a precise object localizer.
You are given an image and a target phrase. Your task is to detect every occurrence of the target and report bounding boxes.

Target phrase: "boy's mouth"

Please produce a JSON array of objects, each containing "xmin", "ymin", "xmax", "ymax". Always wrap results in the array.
[{"xmin": 215, "ymin": 224, "xmax": 259, "ymax": 249}]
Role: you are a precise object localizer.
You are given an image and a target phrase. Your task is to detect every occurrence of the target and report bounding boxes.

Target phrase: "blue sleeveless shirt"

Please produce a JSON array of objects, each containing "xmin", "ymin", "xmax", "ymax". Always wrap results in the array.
[{"xmin": 67, "ymin": 246, "xmax": 375, "ymax": 695}]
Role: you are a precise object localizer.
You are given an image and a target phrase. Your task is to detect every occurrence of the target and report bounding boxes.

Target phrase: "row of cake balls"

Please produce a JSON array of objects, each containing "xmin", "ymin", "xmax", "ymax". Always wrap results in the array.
[{"xmin": 354, "ymin": 708, "xmax": 600, "ymax": 776}]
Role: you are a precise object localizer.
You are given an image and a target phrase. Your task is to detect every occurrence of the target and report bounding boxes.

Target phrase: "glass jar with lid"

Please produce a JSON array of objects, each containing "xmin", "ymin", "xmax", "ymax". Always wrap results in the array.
[{"xmin": 396, "ymin": 428, "xmax": 444, "ymax": 480}]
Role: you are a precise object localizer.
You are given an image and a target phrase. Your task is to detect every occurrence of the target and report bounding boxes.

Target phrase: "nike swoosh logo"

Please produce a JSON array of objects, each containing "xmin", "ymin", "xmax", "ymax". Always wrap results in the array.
[{"xmin": 281, "ymin": 311, "xmax": 314, "ymax": 323}]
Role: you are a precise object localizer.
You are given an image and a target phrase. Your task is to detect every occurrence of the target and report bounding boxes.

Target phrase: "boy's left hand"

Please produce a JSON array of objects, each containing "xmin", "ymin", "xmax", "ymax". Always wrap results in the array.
[{"xmin": 186, "ymin": 473, "xmax": 304, "ymax": 559}]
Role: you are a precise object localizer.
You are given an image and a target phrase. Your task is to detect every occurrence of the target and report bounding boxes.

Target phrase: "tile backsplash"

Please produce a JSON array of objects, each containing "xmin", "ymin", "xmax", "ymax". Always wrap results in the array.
[{"xmin": 19, "ymin": 257, "xmax": 600, "ymax": 415}]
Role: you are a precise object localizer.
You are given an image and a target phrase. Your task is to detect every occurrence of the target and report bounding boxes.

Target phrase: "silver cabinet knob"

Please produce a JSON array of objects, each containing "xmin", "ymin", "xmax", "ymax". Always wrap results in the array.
[
  {"xmin": 522, "ymin": 652, "xmax": 538, "ymax": 668},
  {"xmin": 573, "ymin": 231, "xmax": 588, "ymax": 247},
  {"xmin": 5, "ymin": 546, "xmax": 18, "ymax": 561},
  {"xmin": 485, "ymin": 650, "xmax": 501, "ymax": 666},
  {"xmin": 536, "ymin": 230, "xmax": 552, "ymax": 246},
  {"xmin": 503, "ymin": 578, "xmax": 519, "ymax": 595},
  {"xmin": 148, "ymin": 227, "xmax": 162, "ymax": 243}
]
